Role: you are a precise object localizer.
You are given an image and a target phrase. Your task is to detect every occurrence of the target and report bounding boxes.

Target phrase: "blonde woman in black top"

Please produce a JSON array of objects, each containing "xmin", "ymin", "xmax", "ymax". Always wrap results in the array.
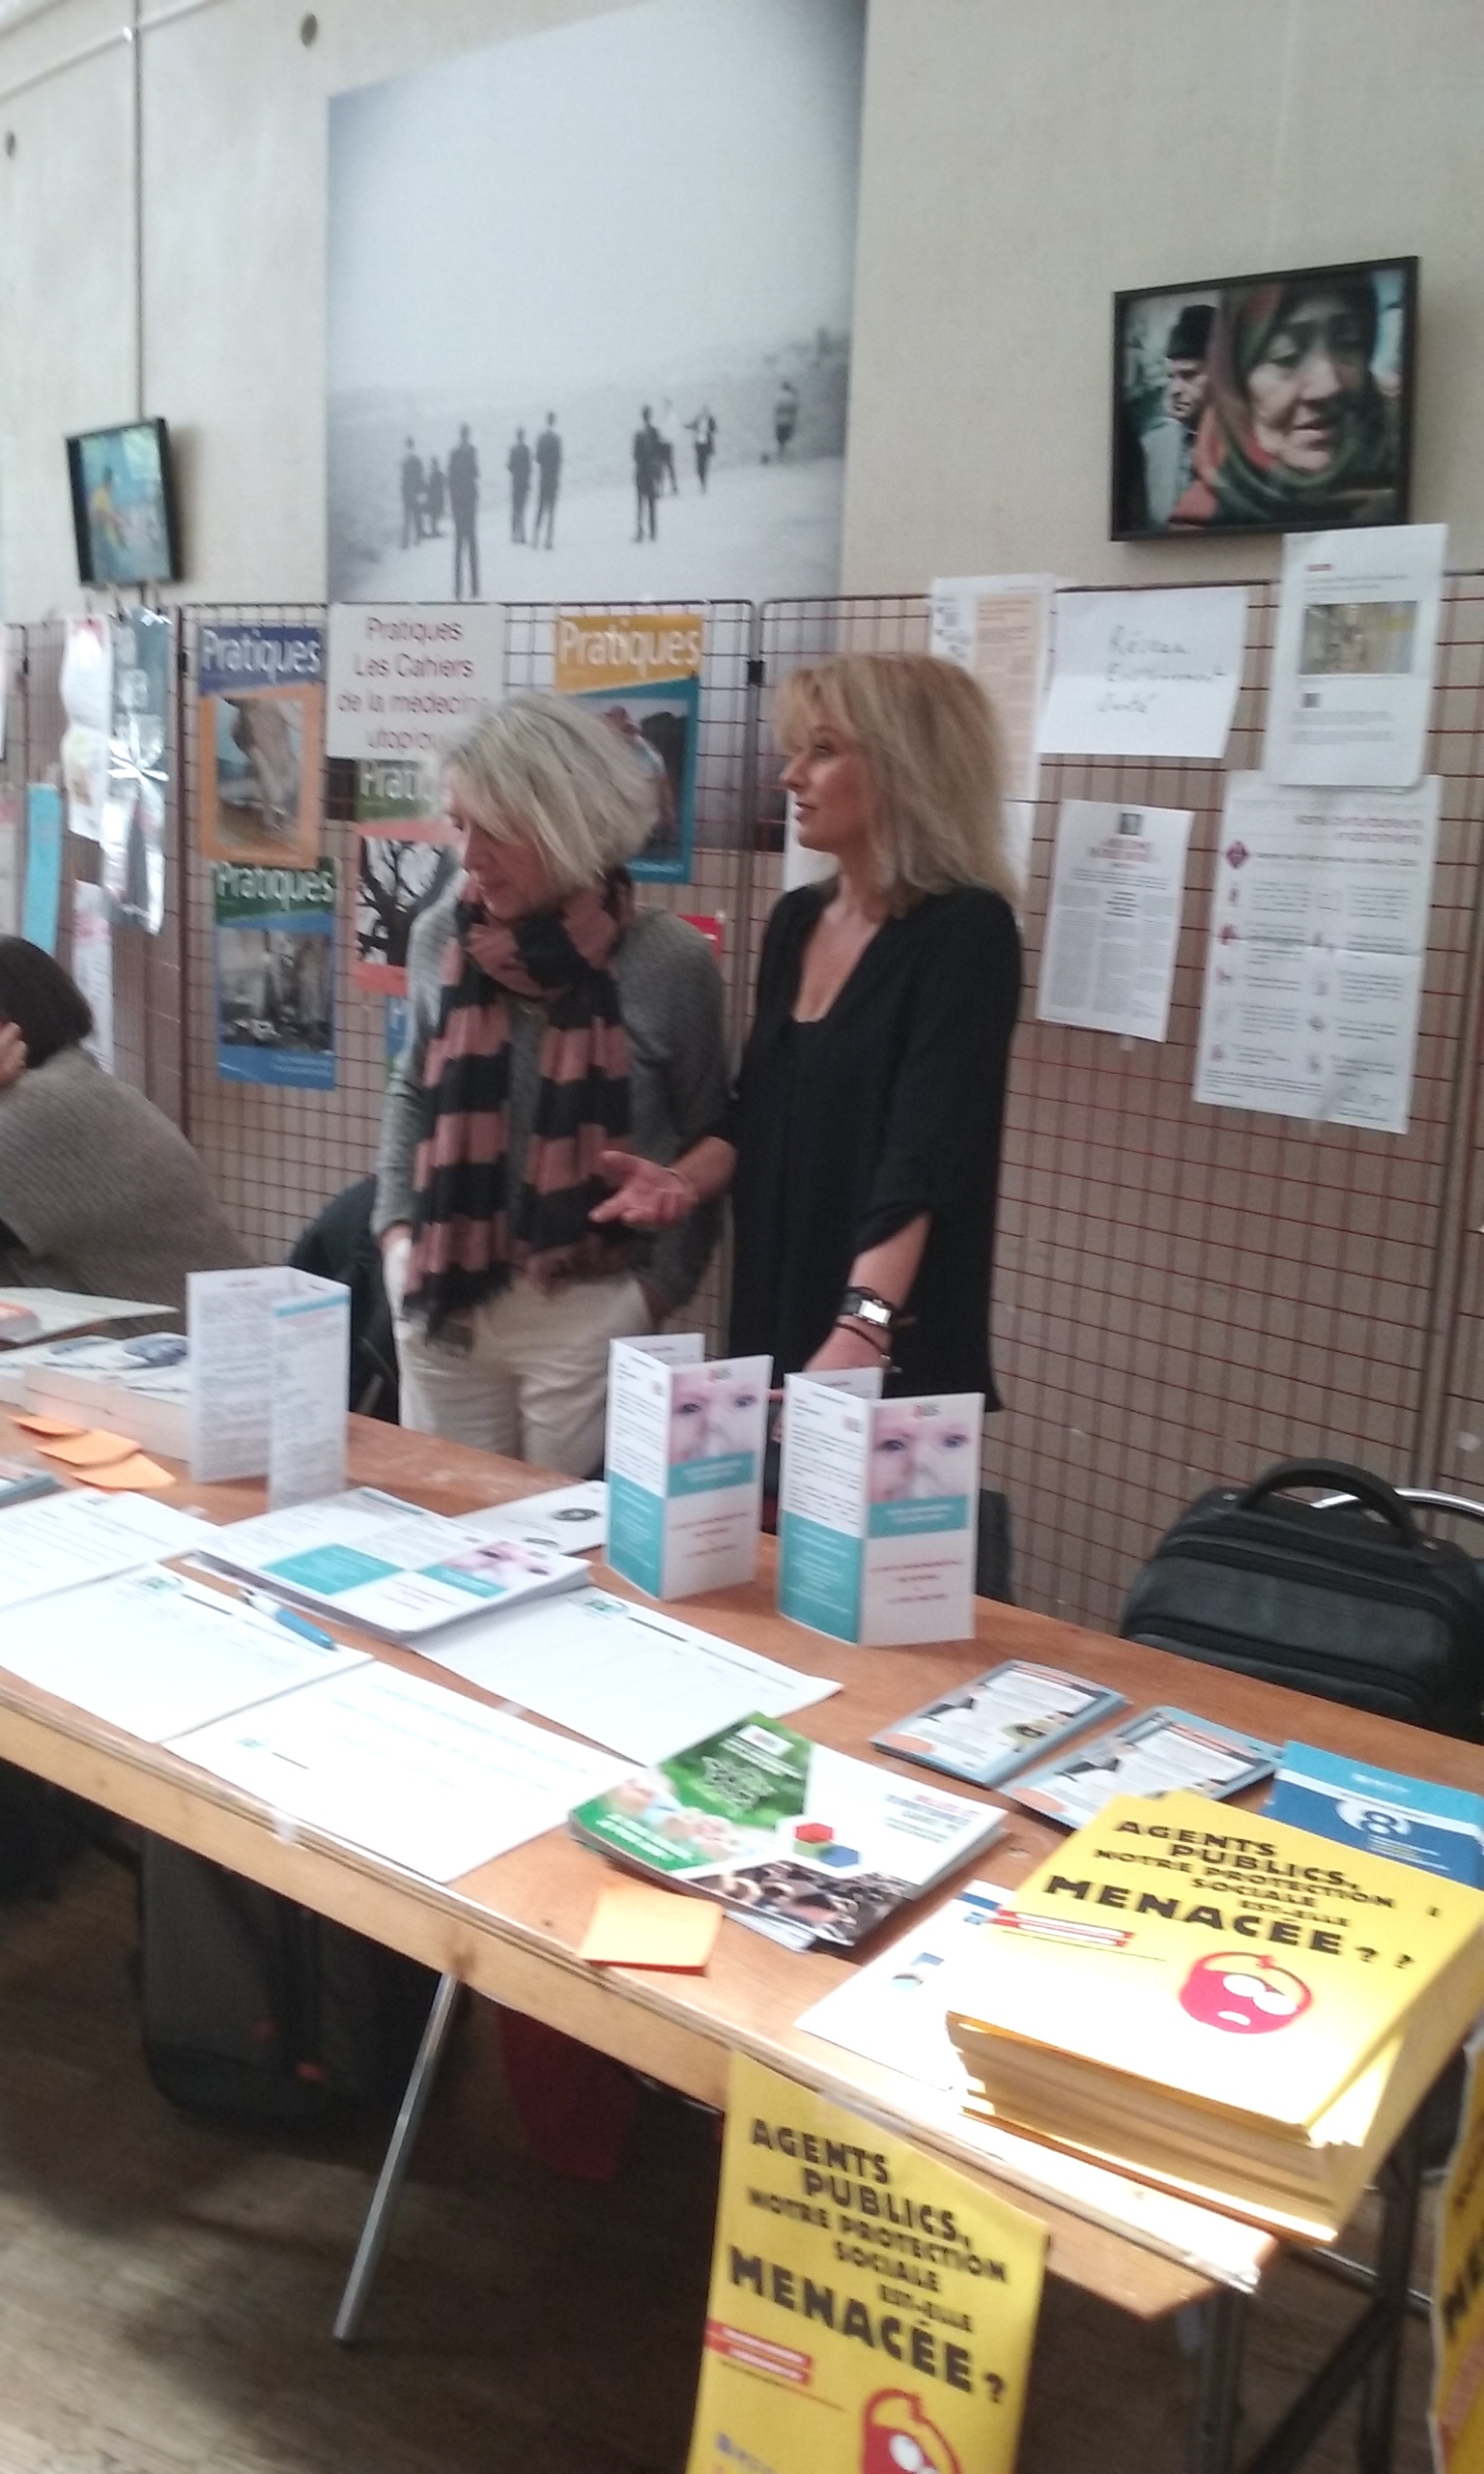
[{"xmin": 593, "ymin": 652, "xmax": 1022, "ymax": 1398}]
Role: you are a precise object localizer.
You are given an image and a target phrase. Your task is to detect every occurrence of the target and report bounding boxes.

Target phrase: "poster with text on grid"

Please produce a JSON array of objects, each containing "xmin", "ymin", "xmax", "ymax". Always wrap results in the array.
[{"xmin": 327, "ymin": 0, "xmax": 864, "ymax": 609}]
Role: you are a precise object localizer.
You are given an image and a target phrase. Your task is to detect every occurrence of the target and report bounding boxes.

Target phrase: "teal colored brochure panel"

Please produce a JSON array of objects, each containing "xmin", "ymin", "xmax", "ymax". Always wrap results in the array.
[
  {"xmin": 607, "ymin": 1470, "xmax": 666, "ymax": 1597},
  {"xmin": 778, "ymin": 1510, "xmax": 862, "ymax": 1643}
]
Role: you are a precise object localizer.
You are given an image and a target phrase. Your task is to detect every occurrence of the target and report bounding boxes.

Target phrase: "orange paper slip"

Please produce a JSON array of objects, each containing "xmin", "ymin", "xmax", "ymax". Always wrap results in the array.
[
  {"xmin": 80, "ymin": 1452, "xmax": 177, "ymax": 1492},
  {"xmin": 38, "ymin": 1428, "xmax": 142, "ymax": 1469},
  {"xmin": 579, "ymin": 1880, "xmax": 722, "ymax": 1972},
  {"xmin": 13, "ymin": 1413, "xmax": 83, "ymax": 1439}
]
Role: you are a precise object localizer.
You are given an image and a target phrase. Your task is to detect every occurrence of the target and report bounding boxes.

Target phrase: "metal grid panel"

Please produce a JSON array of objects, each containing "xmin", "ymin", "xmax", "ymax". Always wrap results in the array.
[
  {"xmin": 502, "ymin": 598, "xmax": 758, "ymax": 1346},
  {"xmin": 181, "ymin": 603, "xmax": 759, "ymax": 1326},
  {"xmin": 2, "ymin": 617, "xmax": 185, "ymax": 1122},
  {"xmin": 758, "ymin": 582, "xmax": 1484, "ymax": 1630}
]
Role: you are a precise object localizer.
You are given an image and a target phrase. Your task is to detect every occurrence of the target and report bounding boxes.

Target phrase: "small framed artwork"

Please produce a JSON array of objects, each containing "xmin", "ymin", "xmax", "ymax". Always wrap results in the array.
[{"xmin": 1111, "ymin": 255, "xmax": 1417, "ymax": 540}]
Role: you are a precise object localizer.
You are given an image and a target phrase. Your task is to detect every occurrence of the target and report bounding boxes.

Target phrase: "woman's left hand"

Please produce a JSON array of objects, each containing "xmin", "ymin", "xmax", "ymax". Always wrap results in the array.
[
  {"xmin": 805, "ymin": 1320, "xmax": 888, "ymax": 1377},
  {"xmin": 0, "ymin": 1024, "xmax": 27, "ymax": 1091}
]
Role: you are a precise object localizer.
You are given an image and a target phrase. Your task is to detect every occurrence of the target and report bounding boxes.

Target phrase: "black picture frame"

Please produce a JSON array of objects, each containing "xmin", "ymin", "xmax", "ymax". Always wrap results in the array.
[
  {"xmin": 1111, "ymin": 256, "xmax": 1417, "ymax": 542},
  {"xmin": 65, "ymin": 415, "xmax": 183, "ymax": 586}
]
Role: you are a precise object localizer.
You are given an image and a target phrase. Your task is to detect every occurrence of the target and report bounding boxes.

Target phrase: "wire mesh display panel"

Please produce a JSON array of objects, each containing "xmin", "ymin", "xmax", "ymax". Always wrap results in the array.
[
  {"xmin": 0, "ymin": 618, "xmax": 186, "ymax": 1123},
  {"xmin": 179, "ymin": 602, "xmax": 758, "ymax": 1339},
  {"xmin": 502, "ymin": 599, "xmax": 758, "ymax": 1345},
  {"xmin": 759, "ymin": 584, "xmax": 1484, "ymax": 1631}
]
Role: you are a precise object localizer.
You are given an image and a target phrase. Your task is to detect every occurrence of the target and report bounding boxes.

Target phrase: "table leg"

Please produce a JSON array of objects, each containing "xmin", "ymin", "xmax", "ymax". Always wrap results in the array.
[
  {"xmin": 1356, "ymin": 2119, "xmax": 1425, "ymax": 2474},
  {"xmin": 333, "ymin": 1970, "xmax": 464, "ymax": 2346},
  {"xmin": 1187, "ymin": 2287, "xmax": 1248, "ymax": 2474}
]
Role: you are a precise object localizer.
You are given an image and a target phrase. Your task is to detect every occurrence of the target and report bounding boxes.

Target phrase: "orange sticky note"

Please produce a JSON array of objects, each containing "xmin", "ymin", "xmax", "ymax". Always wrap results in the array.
[
  {"xmin": 13, "ymin": 1413, "xmax": 84, "ymax": 1438},
  {"xmin": 38, "ymin": 1427, "xmax": 142, "ymax": 1469},
  {"xmin": 78, "ymin": 1452, "xmax": 176, "ymax": 1492},
  {"xmin": 578, "ymin": 1879, "xmax": 722, "ymax": 1972}
]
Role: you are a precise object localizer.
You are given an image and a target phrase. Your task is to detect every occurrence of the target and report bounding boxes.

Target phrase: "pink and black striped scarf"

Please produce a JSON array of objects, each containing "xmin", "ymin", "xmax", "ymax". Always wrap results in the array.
[{"xmin": 403, "ymin": 874, "xmax": 636, "ymax": 1328}]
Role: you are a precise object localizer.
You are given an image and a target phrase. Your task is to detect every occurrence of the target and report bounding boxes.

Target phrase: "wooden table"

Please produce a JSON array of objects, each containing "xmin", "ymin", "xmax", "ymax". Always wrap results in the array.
[{"xmin": 0, "ymin": 1414, "xmax": 1473, "ymax": 2470}]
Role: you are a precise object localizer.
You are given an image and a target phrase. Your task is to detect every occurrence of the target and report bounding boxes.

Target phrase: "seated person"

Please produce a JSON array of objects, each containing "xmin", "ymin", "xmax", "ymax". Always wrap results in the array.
[{"xmin": 0, "ymin": 937, "xmax": 252, "ymax": 1310}]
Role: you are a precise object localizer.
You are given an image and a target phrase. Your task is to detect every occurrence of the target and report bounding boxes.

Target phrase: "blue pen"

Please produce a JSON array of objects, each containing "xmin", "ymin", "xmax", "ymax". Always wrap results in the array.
[{"xmin": 242, "ymin": 1588, "xmax": 335, "ymax": 1650}]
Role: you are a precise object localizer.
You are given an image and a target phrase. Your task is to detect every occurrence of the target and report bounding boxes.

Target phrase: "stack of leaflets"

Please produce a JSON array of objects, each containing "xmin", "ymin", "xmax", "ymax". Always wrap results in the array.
[
  {"xmin": 2, "ymin": 1331, "xmax": 189, "ymax": 1454},
  {"xmin": 1004, "ymin": 1706, "xmax": 1280, "ymax": 1827},
  {"xmin": 570, "ymin": 1712, "xmax": 1005, "ymax": 1951},
  {"xmin": 874, "ymin": 1659, "xmax": 1126, "ymax": 1788},
  {"xmin": 200, "ymin": 1486, "xmax": 589, "ymax": 1640},
  {"xmin": 1269, "ymin": 1741, "xmax": 1484, "ymax": 1887},
  {"xmin": 946, "ymin": 1790, "xmax": 1484, "ymax": 2239}
]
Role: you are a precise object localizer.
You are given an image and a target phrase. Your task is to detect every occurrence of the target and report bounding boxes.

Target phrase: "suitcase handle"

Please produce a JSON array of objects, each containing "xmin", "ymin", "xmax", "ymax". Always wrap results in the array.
[{"xmin": 1237, "ymin": 1458, "xmax": 1425, "ymax": 1550}]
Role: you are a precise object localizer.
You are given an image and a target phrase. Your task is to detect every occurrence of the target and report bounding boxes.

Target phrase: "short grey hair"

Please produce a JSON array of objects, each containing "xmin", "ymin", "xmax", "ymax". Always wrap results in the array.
[{"xmin": 441, "ymin": 689, "xmax": 658, "ymax": 894}]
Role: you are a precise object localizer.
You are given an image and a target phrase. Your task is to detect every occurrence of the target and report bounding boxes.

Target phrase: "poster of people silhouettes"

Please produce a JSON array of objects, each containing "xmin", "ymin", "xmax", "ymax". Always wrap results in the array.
[{"xmin": 327, "ymin": 0, "xmax": 864, "ymax": 606}]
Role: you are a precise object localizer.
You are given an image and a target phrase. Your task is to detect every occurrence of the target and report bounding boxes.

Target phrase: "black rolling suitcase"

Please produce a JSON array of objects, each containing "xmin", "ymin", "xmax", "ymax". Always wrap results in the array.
[
  {"xmin": 1118, "ymin": 1458, "xmax": 1484, "ymax": 1740},
  {"xmin": 138, "ymin": 1837, "xmax": 438, "ymax": 2124}
]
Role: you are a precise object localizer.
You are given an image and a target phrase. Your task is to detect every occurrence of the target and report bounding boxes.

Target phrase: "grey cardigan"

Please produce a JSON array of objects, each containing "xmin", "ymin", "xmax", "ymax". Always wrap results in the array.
[
  {"xmin": 0, "ymin": 1045, "xmax": 254, "ymax": 1309},
  {"xmin": 373, "ymin": 887, "xmax": 728, "ymax": 1313}
]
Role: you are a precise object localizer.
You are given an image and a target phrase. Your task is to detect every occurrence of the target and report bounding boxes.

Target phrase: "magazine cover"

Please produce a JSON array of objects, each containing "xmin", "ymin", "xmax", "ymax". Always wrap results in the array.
[
  {"xmin": 197, "ymin": 623, "xmax": 324, "ymax": 866},
  {"xmin": 213, "ymin": 859, "xmax": 336, "ymax": 1090},
  {"xmin": 571, "ymin": 1712, "xmax": 1003, "ymax": 1949}
]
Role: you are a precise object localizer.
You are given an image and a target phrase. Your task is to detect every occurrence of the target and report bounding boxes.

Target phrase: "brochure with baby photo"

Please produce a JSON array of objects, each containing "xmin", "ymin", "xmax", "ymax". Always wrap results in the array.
[
  {"xmin": 605, "ymin": 1335, "xmax": 770, "ymax": 1599},
  {"xmin": 201, "ymin": 1486, "xmax": 589, "ymax": 1641},
  {"xmin": 776, "ymin": 1375, "xmax": 982, "ymax": 1647},
  {"xmin": 1006, "ymin": 1705, "xmax": 1281, "ymax": 1828},
  {"xmin": 873, "ymin": 1660, "xmax": 1126, "ymax": 1789},
  {"xmin": 569, "ymin": 1711, "xmax": 1004, "ymax": 1951}
]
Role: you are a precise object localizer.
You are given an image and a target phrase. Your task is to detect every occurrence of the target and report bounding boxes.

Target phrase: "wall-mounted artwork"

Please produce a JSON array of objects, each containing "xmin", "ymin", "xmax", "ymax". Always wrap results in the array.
[
  {"xmin": 328, "ymin": 0, "xmax": 865, "ymax": 607},
  {"xmin": 1112, "ymin": 257, "xmax": 1417, "ymax": 540}
]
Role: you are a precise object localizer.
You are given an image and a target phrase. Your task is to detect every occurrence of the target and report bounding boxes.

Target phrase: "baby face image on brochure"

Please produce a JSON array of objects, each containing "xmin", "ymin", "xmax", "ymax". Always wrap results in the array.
[
  {"xmin": 605, "ymin": 1338, "xmax": 770, "ymax": 1598},
  {"xmin": 778, "ymin": 1378, "xmax": 982, "ymax": 1646}
]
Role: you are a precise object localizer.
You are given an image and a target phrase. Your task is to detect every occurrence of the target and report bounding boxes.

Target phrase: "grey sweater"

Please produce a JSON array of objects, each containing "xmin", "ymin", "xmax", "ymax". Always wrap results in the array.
[
  {"xmin": 0, "ymin": 1045, "xmax": 254, "ymax": 1309},
  {"xmin": 373, "ymin": 887, "xmax": 728, "ymax": 1312}
]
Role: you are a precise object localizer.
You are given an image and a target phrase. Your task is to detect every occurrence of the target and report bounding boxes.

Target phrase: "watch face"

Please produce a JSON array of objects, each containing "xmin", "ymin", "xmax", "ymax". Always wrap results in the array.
[{"xmin": 849, "ymin": 1293, "xmax": 892, "ymax": 1327}]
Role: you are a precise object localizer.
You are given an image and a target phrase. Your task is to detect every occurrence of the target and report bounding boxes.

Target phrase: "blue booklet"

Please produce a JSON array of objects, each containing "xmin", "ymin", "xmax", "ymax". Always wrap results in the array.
[{"xmin": 1268, "ymin": 1740, "xmax": 1484, "ymax": 1887}]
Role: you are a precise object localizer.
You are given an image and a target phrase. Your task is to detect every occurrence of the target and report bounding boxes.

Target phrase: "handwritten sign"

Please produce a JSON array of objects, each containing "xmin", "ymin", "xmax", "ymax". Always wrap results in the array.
[{"xmin": 1037, "ymin": 586, "xmax": 1247, "ymax": 761}]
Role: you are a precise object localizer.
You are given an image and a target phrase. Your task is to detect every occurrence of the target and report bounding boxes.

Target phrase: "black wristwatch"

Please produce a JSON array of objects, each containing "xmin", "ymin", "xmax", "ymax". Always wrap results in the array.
[{"xmin": 839, "ymin": 1285, "xmax": 897, "ymax": 1335}]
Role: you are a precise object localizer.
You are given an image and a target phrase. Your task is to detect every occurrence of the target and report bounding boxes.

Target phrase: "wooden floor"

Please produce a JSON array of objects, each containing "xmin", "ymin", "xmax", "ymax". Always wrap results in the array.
[{"xmin": 0, "ymin": 1856, "xmax": 1439, "ymax": 2474}]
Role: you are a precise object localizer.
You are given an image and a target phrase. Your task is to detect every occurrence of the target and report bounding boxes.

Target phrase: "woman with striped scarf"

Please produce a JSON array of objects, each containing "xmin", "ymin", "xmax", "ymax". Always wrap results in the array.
[{"xmin": 374, "ymin": 692, "xmax": 727, "ymax": 1479}]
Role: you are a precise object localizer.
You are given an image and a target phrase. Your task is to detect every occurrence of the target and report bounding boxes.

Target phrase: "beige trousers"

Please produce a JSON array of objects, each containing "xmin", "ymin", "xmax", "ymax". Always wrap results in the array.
[{"xmin": 386, "ymin": 1244, "xmax": 653, "ymax": 1477}]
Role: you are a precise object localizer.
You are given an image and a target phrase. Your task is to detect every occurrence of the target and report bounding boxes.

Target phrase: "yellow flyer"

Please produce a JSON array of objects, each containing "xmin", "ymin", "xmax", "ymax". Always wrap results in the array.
[
  {"xmin": 1432, "ymin": 2033, "xmax": 1484, "ymax": 2470},
  {"xmin": 686, "ymin": 2055, "xmax": 1045, "ymax": 2474}
]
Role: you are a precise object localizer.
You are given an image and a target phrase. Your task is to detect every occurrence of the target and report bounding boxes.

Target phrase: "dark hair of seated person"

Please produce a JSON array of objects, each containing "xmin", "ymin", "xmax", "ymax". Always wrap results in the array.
[{"xmin": 0, "ymin": 937, "xmax": 95, "ymax": 1071}]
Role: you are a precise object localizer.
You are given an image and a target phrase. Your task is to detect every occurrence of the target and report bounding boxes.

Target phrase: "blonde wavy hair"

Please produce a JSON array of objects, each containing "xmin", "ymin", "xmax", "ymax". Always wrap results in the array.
[
  {"xmin": 441, "ymin": 690, "xmax": 657, "ymax": 895},
  {"xmin": 774, "ymin": 653, "xmax": 1016, "ymax": 910}
]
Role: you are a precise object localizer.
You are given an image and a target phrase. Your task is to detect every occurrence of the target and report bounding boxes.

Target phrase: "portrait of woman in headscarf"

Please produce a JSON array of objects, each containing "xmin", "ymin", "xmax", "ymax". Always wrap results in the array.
[{"xmin": 1169, "ymin": 271, "xmax": 1404, "ymax": 532}]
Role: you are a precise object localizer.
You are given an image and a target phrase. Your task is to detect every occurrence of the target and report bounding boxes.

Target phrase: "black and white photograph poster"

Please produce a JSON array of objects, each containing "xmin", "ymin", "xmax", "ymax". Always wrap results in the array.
[{"xmin": 328, "ymin": 0, "xmax": 865, "ymax": 606}]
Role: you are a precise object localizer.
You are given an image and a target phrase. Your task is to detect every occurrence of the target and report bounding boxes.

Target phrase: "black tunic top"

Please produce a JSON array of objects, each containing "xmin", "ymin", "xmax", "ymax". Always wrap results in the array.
[{"xmin": 724, "ymin": 882, "xmax": 1021, "ymax": 1398}]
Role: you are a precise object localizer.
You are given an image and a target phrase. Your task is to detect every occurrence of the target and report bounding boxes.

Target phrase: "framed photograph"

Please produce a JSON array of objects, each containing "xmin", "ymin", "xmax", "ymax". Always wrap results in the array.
[
  {"xmin": 1111, "ymin": 256, "xmax": 1417, "ymax": 540},
  {"xmin": 66, "ymin": 416, "xmax": 183, "ymax": 586}
]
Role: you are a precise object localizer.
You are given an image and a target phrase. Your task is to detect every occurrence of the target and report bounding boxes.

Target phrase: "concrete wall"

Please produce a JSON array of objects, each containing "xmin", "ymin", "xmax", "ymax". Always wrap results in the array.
[{"xmin": 1, "ymin": 0, "xmax": 1480, "ymax": 615}]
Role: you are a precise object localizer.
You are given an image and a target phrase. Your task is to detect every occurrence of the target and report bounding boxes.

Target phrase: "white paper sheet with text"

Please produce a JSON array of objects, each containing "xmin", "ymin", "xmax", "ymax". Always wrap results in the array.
[
  {"xmin": 188, "ymin": 1266, "xmax": 349, "ymax": 1506},
  {"xmin": 0, "ymin": 1566, "xmax": 368, "ymax": 1741},
  {"xmin": 796, "ymin": 1882, "xmax": 1005, "ymax": 2089},
  {"xmin": 0, "ymin": 1489, "xmax": 214, "ymax": 1613},
  {"xmin": 0, "ymin": 1289, "xmax": 177, "ymax": 1348},
  {"xmin": 1037, "ymin": 800, "xmax": 1193, "ymax": 1040},
  {"xmin": 167, "ymin": 1660, "xmax": 627, "ymax": 1882},
  {"xmin": 1264, "ymin": 523, "xmax": 1446, "ymax": 790},
  {"xmin": 929, "ymin": 574, "xmax": 1055, "ymax": 802},
  {"xmin": 459, "ymin": 1482, "xmax": 609, "ymax": 1555},
  {"xmin": 1037, "ymin": 586, "xmax": 1247, "ymax": 761},
  {"xmin": 423, "ymin": 1584, "xmax": 839, "ymax": 1764},
  {"xmin": 1194, "ymin": 771, "xmax": 1440, "ymax": 1134}
]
